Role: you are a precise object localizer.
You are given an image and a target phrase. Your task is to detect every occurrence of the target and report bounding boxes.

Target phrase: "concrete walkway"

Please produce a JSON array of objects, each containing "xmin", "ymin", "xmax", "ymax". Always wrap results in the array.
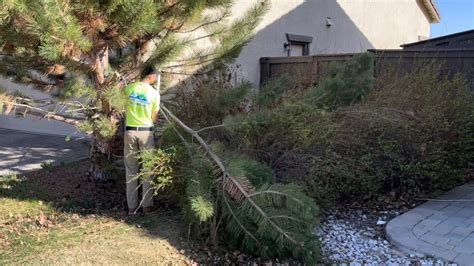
[
  {"xmin": 0, "ymin": 128, "xmax": 89, "ymax": 175},
  {"xmin": 386, "ymin": 183, "xmax": 474, "ymax": 265}
]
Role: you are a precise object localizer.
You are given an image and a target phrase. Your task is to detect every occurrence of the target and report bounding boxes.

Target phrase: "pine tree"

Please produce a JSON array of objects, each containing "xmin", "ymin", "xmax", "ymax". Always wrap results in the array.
[
  {"xmin": 0, "ymin": 0, "xmax": 267, "ymax": 180},
  {"xmin": 0, "ymin": 1, "xmax": 322, "ymax": 262}
]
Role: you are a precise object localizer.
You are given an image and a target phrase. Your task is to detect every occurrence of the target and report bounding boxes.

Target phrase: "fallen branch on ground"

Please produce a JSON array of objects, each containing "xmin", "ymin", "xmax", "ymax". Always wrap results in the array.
[{"xmin": 159, "ymin": 105, "xmax": 319, "ymax": 262}]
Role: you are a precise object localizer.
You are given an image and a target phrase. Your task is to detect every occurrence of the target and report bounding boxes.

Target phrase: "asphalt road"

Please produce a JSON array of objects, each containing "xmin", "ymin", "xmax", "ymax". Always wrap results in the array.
[{"xmin": 0, "ymin": 128, "xmax": 89, "ymax": 175}]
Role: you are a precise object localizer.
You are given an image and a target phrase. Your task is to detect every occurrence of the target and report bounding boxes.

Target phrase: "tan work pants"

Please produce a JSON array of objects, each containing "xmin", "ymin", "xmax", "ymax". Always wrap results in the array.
[{"xmin": 124, "ymin": 130, "xmax": 155, "ymax": 210}]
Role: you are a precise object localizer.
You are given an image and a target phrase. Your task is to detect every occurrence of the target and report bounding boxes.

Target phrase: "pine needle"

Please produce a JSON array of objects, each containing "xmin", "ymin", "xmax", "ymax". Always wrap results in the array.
[{"xmin": 222, "ymin": 175, "xmax": 254, "ymax": 202}]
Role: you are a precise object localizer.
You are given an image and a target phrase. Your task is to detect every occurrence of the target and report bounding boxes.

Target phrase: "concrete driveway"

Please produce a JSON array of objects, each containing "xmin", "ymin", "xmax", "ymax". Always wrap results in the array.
[{"xmin": 0, "ymin": 129, "xmax": 89, "ymax": 176}]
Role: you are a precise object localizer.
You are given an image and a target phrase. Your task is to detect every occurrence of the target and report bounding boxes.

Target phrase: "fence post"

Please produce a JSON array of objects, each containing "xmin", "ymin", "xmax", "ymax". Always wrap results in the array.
[{"xmin": 259, "ymin": 57, "xmax": 271, "ymax": 87}]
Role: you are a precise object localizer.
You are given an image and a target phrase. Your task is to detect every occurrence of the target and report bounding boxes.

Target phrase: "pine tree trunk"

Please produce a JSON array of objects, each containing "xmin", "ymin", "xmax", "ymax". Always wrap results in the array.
[
  {"xmin": 88, "ymin": 126, "xmax": 124, "ymax": 181},
  {"xmin": 88, "ymin": 134, "xmax": 110, "ymax": 181},
  {"xmin": 88, "ymin": 45, "xmax": 116, "ymax": 181}
]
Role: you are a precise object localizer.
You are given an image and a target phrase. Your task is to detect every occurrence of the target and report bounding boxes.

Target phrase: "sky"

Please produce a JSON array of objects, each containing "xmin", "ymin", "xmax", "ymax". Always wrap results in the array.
[{"xmin": 431, "ymin": 0, "xmax": 474, "ymax": 38}]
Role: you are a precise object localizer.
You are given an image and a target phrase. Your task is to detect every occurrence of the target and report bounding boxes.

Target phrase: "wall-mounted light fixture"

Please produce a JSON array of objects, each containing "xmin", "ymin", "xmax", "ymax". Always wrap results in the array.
[{"xmin": 326, "ymin": 17, "xmax": 333, "ymax": 27}]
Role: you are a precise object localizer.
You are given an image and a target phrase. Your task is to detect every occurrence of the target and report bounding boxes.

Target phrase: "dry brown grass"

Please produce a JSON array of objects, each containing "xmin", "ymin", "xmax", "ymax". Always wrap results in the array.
[
  {"xmin": 26, "ymin": 215, "xmax": 191, "ymax": 265},
  {"xmin": 0, "ymin": 162, "xmax": 192, "ymax": 265}
]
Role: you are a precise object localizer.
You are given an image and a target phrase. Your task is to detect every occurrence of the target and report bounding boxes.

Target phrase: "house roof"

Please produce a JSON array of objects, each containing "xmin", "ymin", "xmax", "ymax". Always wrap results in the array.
[
  {"xmin": 420, "ymin": 0, "xmax": 441, "ymax": 23},
  {"xmin": 401, "ymin": 29, "xmax": 474, "ymax": 47}
]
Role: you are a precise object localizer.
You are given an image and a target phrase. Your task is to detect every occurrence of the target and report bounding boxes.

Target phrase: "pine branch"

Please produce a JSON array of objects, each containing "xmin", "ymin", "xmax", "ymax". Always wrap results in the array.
[
  {"xmin": 222, "ymin": 175, "xmax": 255, "ymax": 202},
  {"xmin": 0, "ymin": 53, "xmax": 91, "ymax": 88},
  {"xmin": 161, "ymin": 105, "xmax": 226, "ymax": 172},
  {"xmin": 12, "ymin": 96, "xmax": 91, "ymax": 111},
  {"xmin": 196, "ymin": 124, "xmax": 225, "ymax": 133},
  {"xmin": 221, "ymin": 189, "xmax": 261, "ymax": 244},
  {"xmin": 1, "ymin": 100, "xmax": 83, "ymax": 125},
  {"xmin": 161, "ymin": 105, "xmax": 263, "ymax": 244},
  {"xmin": 161, "ymin": 69, "xmax": 214, "ymax": 76},
  {"xmin": 176, "ymin": 16, "xmax": 226, "ymax": 33},
  {"xmin": 159, "ymin": 106, "xmax": 193, "ymax": 158},
  {"xmin": 161, "ymin": 56, "xmax": 217, "ymax": 69},
  {"xmin": 249, "ymin": 190, "xmax": 306, "ymax": 206},
  {"xmin": 169, "ymin": 51, "xmax": 218, "ymax": 63},
  {"xmin": 160, "ymin": 105, "xmax": 315, "ymax": 259}
]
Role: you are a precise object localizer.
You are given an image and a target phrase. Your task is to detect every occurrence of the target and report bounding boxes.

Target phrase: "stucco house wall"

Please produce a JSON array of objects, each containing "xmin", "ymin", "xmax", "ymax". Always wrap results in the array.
[{"xmin": 233, "ymin": 0, "xmax": 435, "ymax": 86}]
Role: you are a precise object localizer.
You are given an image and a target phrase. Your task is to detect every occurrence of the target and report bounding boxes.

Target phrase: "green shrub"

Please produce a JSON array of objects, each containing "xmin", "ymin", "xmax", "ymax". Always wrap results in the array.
[
  {"xmin": 174, "ymin": 71, "xmax": 252, "ymax": 128},
  {"xmin": 307, "ymin": 53, "xmax": 374, "ymax": 109},
  {"xmin": 305, "ymin": 65, "xmax": 474, "ymax": 205},
  {"xmin": 138, "ymin": 148, "xmax": 176, "ymax": 191},
  {"xmin": 221, "ymin": 58, "xmax": 473, "ymax": 207}
]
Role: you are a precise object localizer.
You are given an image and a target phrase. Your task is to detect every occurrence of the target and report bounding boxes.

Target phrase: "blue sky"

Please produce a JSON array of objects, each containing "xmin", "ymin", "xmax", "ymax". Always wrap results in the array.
[{"xmin": 431, "ymin": 0, "xmax": 474, "ymax": 37}]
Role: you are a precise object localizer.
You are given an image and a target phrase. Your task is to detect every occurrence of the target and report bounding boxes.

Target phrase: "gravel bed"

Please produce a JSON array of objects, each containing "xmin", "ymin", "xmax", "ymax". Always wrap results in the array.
[{"xmin": 316, "ymin": 209, "xmax": 454, "ymax": 265}]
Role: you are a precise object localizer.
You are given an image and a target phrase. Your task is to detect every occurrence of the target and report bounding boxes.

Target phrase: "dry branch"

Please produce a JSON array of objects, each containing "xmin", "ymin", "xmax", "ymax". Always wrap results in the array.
[{"xmin": 2, "ymin": 101, "xmax": 83, "ymax": 126}]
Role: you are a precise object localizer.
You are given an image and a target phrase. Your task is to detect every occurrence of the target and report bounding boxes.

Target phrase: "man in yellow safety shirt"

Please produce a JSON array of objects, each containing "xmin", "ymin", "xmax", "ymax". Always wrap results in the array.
[{"xmin": 123, "ymin": 67, "xmax": 160, "ymax": 214}]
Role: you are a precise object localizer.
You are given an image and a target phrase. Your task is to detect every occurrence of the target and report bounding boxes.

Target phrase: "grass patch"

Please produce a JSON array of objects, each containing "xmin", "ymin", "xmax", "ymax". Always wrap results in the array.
[
  {"xmin": 0, "ymin": 162, "xmax": 191, "ymax": 265},
  {"xmin": 0, "ymin": 175, "xmax": 54, "ymax": 218},
  {"xmin": 0, "ymin": 212, "xmax": 98, "ymax": 264},
  {"xmin": 0, "ymin": 211, "xmax": 189, "ymax": 265}
]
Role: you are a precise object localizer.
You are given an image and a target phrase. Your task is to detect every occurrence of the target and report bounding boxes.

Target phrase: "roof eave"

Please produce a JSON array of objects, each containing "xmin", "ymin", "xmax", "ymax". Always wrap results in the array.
[{"xmin": 421, "ymin": 0, "xmax": 441, "ymax": 23}]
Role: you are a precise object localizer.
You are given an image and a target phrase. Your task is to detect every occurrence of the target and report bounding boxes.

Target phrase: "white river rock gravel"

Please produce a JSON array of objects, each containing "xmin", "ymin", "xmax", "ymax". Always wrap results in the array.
[{"xmin": 316, "ymin": 210, "xmax": 457, "ymax": 265}]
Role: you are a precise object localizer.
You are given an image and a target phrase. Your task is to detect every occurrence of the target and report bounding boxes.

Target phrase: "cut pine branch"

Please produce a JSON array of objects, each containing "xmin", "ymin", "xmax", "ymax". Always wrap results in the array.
[
  {"xmin": 160, "ymin": 105, "xmax": 314, "ymax": 257},
  {"xmin": 1, "ymin": 101, "xmax": 83, "ymax": 126}
]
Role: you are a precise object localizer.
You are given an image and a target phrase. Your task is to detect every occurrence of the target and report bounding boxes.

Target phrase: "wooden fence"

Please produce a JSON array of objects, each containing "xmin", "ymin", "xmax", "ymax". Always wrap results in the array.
[
  {"xmin": 260, "ymin": 49, "xmax": 474, "ymax": 90},
  {"xmin": 371, "ymin": 49, "xmax": 474, "ymax": 90},
  {"xmin": 259, "ymin": 53, "xmax": 355, "ymax": 87}
]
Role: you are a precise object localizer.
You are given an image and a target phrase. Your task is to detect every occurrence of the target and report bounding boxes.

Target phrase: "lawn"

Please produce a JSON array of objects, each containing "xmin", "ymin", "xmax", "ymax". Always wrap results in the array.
[{"xmin": 0, "ymin": 161, "xmax": 193, "ymax": 265}]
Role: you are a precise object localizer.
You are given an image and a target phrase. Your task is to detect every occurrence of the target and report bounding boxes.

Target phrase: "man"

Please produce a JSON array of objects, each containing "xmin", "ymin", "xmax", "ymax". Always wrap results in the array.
[{"xmin": 124, "ymin": 67, "xmax": 160, "ymax": 214}]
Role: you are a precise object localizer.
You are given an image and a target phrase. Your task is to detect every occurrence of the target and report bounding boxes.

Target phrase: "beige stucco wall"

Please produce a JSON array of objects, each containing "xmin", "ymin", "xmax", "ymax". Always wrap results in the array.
[
  {"xmin": 338, "ymin": 0, "xmax": 431, "ymax": 48},
  {"xmin": 233, "ymin": 0, "xmax": 432, "ymax": 86},
  {"xmin": 0, "ymin": 76, "xmax": 83, "ymax": 136}
]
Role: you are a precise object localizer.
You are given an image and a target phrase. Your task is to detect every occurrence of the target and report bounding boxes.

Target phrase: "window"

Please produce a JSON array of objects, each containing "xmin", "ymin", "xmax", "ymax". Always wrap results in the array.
[{"xmin": 285, "ymin": 33, "xmax": 313, "ymax": 56}]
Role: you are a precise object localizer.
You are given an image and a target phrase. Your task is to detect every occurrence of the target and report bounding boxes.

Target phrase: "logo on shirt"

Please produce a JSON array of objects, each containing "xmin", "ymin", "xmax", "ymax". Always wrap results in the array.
[{"xmin": 129, "ymin": 92, "xmax": 150, "ymax": 106}]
